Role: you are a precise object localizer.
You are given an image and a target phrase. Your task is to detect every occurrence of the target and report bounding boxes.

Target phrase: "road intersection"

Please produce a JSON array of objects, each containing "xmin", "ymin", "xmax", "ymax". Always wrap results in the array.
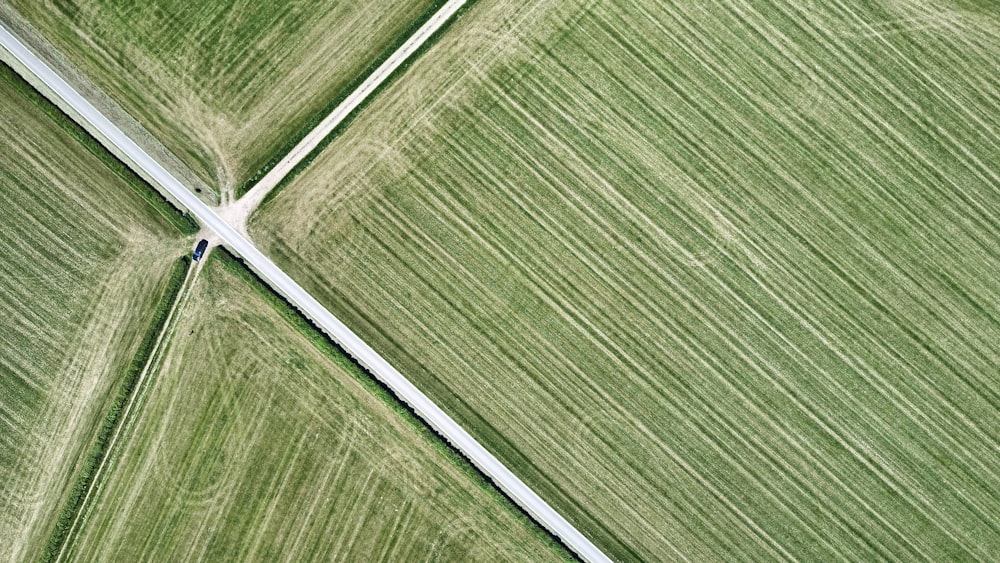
[{"xmin": 0, "ymin": 15, "xmax": 610, "ymax": 563}]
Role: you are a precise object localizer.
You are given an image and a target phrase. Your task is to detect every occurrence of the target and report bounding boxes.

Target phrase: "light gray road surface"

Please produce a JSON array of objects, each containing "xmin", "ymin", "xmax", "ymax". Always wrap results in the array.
[
  {"xmin": 0, "ymin": 24, "xmax": 611, "ymax": 563},
  {"xmin": 237, "ymin": 0, "xmax": 469, "ymax": 216}
]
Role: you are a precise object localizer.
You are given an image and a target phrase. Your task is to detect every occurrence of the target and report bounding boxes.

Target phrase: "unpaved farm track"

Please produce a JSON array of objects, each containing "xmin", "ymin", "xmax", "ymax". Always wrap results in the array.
[{"xmin": 231, "ymin": 0, "xmax": 470, "ymax": 225}]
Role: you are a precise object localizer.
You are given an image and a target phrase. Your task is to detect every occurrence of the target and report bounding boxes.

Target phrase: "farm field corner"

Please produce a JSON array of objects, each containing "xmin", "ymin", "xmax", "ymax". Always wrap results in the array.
[
  {"xmin": 61, "ymin": 251, "xmax": 566, "ymax": 562},
  {"xmin": 4, "ymin": 0, "xmax": 441, "ymax": 198},
  {"xmin": 251, "ymin": 0, "xmax": 1000, "ymax": 560},
  {"xmin": 0, "ymin": 64, "xmax": 187, "ymax": 560}
]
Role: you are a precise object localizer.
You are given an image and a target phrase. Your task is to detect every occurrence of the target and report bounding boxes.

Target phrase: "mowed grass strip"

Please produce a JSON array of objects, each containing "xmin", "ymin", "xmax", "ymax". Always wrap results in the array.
[
  {"xmin": 253, "ymin": 0, "xmax": 1000, "ymax": 560},
  {"xmin": 8, "ymin": 0, "xmax": 440, "ymax": 195},
  {"xmin": 0, "ymin": 68, "xmax": 186, "ymax": 559},
  {"xmin": 64, "ymin": 252, "xmax": 566, "ymax": 561}
]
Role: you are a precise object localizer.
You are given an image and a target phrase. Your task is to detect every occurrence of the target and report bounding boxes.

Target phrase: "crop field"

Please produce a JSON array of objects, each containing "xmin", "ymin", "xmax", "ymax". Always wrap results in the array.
[
  {"xmin": 0, "ymin": 67, "xmax": 185, "ymax": 560},
  {"xmin": 6, "ymin": 0, "xmax": 441, "ymax": 197},
  {"xmin": 253, "ymin": 0, "xmax": 1000, "ymax": 560},
  {"xmin": 62, "ymin": 252, "xmax": 562, "ymax": 561}
]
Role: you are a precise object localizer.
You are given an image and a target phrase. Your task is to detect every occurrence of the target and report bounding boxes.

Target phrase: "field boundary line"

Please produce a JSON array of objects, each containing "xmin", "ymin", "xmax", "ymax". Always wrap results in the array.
[
  {"xmin": 226, "ymin": 0, "xmax": 469, "ymax": 225},
  {"xmin": 52, "ymin": 257, "xmax": 200, "ymax": 563}
]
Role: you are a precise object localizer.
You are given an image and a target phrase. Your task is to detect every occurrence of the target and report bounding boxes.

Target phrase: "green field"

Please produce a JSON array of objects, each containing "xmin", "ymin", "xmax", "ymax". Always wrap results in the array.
[
  {"xmin": 0, "ymin": 67, "xmax": 186, "ymax": 560},
  {"xmin": 253, "ymin": 0, "xmax": 1000, "ymax": 559},
  {"xmin": 7, "ymin": 0, "xmax": 440, "ymax": 197},
  {"xmin": 61, "ymin": 252, "xmax": 563, "ymax": 561}
]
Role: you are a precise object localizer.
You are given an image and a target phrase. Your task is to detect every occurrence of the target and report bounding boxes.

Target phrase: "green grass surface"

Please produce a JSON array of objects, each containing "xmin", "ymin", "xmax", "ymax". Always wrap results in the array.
[
  {"xmin": 8, "ymin": 0, "xmax": 440, "ymax": 196},
  {"xmin": 0, "ymin": 70, "xmax": 186, "ymax": 560},
  {"xmin": 253, "ymin": 0, "xmax": 1000, "ymax": 559},
  {"xmin": 63, "ymin": 252, "xmax": 564, "ymax": 561}
]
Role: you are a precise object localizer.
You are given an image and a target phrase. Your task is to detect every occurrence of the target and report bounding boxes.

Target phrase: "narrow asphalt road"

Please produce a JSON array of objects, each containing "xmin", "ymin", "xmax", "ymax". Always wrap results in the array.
[
  {"xmin": 0, "ymin": 24, "xmax": 611, "ymax": 563},
  {"xmin": 235, "ymin": 0, "xmax": 469, "ymax": 218}
]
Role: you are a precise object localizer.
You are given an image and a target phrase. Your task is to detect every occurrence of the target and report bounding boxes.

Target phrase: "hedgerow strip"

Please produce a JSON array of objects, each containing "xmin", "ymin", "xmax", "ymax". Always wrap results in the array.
[{"xmin": 40, "ymin": 256, "xmax": 190, "ymax": 562}]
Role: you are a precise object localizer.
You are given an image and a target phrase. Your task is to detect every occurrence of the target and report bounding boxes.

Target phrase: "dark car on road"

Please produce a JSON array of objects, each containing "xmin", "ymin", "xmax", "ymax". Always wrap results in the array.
[{"xmin": 193, "ymin": 239, "xmax": 208, "ymax": 261}]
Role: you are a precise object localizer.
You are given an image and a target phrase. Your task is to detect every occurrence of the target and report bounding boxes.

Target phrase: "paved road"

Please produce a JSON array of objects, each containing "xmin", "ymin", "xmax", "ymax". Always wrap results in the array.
[
  {"xmin": 237, "ymin": 0, "xmax": 469, "ymax": 216},
  {"xmin": 0, "ymin": 24, "xmax": 611, "ymax": 563}
]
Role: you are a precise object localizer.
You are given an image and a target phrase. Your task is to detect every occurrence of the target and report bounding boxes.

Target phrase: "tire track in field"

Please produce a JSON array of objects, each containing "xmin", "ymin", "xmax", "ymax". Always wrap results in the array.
[
  {"xmin": 582, "ymin": 1, "xmax": 1000, "ymax": 446},
  {"xmin": 358, "ymin": 64, "xmax": 968, "ymax": 552},
  {"xmin": 374, "ymin": 188, "xmax": 854, "ymax": 559},
  {"xmin": 776, "ymin": 1, "xmax": 1000, "ymax": 215},
  {"xmin": 394, "ymin": 138, "xmax": 902, "ymax": 557},
  {"xmin": 394, "ymin": 3, "xmax": 996, "ymax": 552},
  {"xmin": 375, "ymin": 153, "xmax": 810, "ymax": 559},
  {"xmin": 55, "ymin": 257, "xmax": 201, "ymax": 563},
  {"xmin": 364, "ymin": 197, "xmax": 705, "ymax": 558},
  {"xmin": 407, "ymin": 139, "xmax": 911, "ymax": 558},
  {"xmin": 277, "ymin": 429, "xmax": 356, "ymax": 560}
]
